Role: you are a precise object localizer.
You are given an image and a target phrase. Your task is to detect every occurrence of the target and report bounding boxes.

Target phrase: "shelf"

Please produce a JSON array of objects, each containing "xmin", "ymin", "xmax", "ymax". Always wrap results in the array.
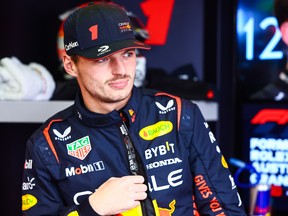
[
  {"xmin": 0, "ymin": 101, "xmax": 73, "ymax": 123},
  {"xmin": 0, "ymin": 100, "xmax": 218, "ymax": 123}
]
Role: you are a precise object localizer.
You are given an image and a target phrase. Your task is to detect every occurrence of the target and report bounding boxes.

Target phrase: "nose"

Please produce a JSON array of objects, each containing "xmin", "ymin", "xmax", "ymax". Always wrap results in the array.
[{"xmin": 111, "ymin": 57, "xmax": 127, "ymax": 76}]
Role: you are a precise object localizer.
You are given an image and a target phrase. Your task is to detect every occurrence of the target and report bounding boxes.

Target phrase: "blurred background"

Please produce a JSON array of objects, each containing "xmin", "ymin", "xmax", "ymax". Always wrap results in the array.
[{"xmin": 1, "ymin": 0, "xmax": 288, "ymax": 215}]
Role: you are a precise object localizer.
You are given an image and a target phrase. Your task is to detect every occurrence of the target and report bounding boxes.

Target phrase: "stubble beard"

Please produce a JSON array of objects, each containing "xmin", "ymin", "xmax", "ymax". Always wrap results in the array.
[{"xmin": 92, "ymin": 82, "xmax": 133, "ymax": 104}]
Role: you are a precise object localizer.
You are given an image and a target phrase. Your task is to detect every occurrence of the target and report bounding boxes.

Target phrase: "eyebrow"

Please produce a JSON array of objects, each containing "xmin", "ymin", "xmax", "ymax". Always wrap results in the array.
[{"xmin": 124, "ymin": 48, "xmax": 136, "ymax": 52}]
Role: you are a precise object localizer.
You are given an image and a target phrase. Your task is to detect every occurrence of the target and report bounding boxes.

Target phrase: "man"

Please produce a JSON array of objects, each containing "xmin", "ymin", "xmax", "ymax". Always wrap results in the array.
[
  {"xmin": 22, "ymin": 2, "xmax": 247, "ymax": 215},
  {"xmin": 250, "ymin": 0, "xmax": 288, "ymax": 101}
]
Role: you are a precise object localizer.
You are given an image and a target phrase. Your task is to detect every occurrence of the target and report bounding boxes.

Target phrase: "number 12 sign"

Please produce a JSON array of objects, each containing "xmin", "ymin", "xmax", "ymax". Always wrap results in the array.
[{"xmin": 236, "ymin": 0, "xmax": 284, "ymax": 61}]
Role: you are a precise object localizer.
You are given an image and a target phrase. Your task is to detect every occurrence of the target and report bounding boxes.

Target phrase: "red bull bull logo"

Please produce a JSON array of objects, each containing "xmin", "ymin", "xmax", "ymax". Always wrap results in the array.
[{"xmin": 157, "ymin": 199, "xmax": 176, "ymax": 216}]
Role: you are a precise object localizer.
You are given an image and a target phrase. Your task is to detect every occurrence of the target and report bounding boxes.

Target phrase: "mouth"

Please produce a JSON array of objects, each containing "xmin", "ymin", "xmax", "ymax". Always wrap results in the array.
[{"xmin": 108, "ymin": 78, "xmax": 129, "ymax": 90}]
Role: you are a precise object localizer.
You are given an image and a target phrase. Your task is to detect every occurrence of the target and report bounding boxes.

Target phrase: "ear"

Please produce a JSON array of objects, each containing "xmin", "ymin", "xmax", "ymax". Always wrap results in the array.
[
  {"xmin": 62, "ymin": 55, "xmax": 78, "ymax": 77},
  {"xmin": 280, "ymin": 22, "xmax": 288, "ymax": 45}
]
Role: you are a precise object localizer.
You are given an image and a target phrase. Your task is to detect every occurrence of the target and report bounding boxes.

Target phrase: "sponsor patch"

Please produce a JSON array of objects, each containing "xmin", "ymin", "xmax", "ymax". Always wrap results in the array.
[
  {"xmin": 158, "ymin": 199, "xmax": 176, "ymax": 216},
  {"xmin": 194, "ymin": 175, "xmax": 226, "ymax": 215},
  {"xmin": 118, "ymin": 22, "xmax": 132, "ymax": 33},
  {"xmin": 65, "ymin": 41, "xmax": 79, "ymax": 51},
  {"xmin": 22, "ymin": 177, "xmax": 36, "ymax": 190},
  {"xmin": 116, "ymin": 205, "xmax": 142, "ymax": 215},
  {"xmin": 68, "ymin": 211, "xmax": 79, "ymax": 216},
  {"xmin": 22, "ymin": 194, "xmax": 37, "ymax": 211},
  {"xmin": 24, "ymin": 159, "xmax": 33, "ymax": 169},
  {"xmin": 221, "ymin": 156, "xmax": 228, "ymax": 168},
  {"xmin": 155, "ymin": 100, "xmax": 175, "ymax": 114},
  {"xmin": 53, "ymin": 126, "xmax": 71, "ymax": 141},
  {"xmin": 139, "ymin": 121, "xmax": 173, "ymax": 140},
  {"xmin": 66, "ymin": 136, "xmax": 91, "ymax": 160}
]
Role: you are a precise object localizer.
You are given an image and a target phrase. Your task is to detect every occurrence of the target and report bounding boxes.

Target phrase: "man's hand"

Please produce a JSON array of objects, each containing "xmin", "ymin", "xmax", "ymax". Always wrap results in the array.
[{"xmin": 89, "ymin": 175, "xmax": 147, "ymax": 215}]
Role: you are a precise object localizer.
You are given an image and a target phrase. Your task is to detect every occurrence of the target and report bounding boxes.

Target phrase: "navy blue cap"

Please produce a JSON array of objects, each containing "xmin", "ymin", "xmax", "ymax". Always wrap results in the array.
[{"xmin": 63, "ymin": 2, "xmax": 150, "ymax": 59}]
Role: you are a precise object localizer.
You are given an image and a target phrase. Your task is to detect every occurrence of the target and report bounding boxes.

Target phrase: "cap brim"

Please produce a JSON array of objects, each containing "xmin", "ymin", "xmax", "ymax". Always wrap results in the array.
[{"xmin": 76, "ymin": 39, "xmax": 151, "ymax": 59}]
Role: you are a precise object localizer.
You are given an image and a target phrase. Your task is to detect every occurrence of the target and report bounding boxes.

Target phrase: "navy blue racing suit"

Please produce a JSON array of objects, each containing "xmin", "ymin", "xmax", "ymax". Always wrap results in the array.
[{"xmin": 22, "ymin": 86, "xmax": 247, "ymax": 215}]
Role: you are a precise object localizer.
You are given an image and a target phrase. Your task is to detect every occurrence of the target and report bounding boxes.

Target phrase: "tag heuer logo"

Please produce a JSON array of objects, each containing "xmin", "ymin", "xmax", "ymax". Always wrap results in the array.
[{"xmin": 66, "ymin": 136, "xmax": 91, "ymax": 160}]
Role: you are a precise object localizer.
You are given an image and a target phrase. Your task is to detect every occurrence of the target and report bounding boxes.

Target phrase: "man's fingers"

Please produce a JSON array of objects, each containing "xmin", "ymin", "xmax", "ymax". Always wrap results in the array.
[
  {"xmin": 89, "ymin": 176, "xmax": 148, "ymax": 215},
  {"xmin": 123, "ymin": 175, "xmax": 145, "ymax": 184},
  {"xmin": 134, "ymin": 191, "xmax": 148, "ymax": 201},
  {"xmin": 135, "ymin": 183, "xmax": 147, "ymax": 192}
]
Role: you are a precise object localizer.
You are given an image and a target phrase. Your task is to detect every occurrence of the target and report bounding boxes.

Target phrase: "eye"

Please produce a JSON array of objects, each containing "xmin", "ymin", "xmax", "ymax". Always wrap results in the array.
[
  {"xmin": 123, "ymin": 49, "xmax": 136, "ymax": 58},
  {"xmin": 96, "ymin": 57, "xmax": 109, "ymax": 63}
]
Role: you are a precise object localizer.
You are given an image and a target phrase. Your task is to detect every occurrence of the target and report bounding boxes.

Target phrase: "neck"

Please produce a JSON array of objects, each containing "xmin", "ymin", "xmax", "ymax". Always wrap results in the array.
[
  {"xmin": 81, "ymin": 90, "xmax": 130, "ymax": 114},
  {"xmin": 85, "ymin": 98, "xmax": 128, "ymax": 114}
]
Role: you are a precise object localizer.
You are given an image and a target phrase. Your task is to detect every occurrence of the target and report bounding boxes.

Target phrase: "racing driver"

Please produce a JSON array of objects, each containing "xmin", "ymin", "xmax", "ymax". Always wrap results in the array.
[{"xmin": 22, "ymin": 1, "xmax": 247, "ymax": 215}]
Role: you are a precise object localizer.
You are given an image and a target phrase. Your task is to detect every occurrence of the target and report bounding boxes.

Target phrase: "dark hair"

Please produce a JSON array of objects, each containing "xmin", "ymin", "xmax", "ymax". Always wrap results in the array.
[
  {"xmin": 274, "ymin": 0, "xmax": 288, "ymax": 27},
  {"xmin": 70, "ymin": 55, "xmax": 79, "ymax": 64}
]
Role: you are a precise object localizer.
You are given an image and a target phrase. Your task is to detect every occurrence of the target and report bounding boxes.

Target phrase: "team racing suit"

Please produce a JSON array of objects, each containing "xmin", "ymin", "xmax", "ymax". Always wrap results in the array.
[{"xmin": 22, "ymin": 86, "xmax": 247, "ymax": 215}]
